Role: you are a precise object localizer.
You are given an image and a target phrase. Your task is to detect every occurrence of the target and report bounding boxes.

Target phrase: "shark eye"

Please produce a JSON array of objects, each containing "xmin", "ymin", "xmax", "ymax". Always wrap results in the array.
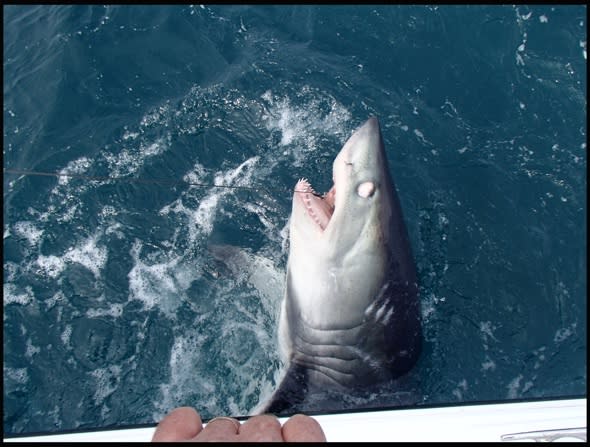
[{"xmin": 357, "ymin": 181, "xmax": 375, "ymax": 198}]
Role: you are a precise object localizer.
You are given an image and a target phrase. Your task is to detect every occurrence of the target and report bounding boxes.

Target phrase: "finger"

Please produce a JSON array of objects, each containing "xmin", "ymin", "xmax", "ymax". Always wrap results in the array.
[
  {"xmin": 282, "ymin": 414, "xmax": 327, "ymax": 442},
  {"xmin": 238, "ymin": 414, "xmax": 283, "ymax": 442},
  {"xmin": 152, "ymin": 407, "xmax": 203, "ymax": 442},
  {"xmin": 197, "ymin": 416, "xmax": 241, "ymax": 441}
]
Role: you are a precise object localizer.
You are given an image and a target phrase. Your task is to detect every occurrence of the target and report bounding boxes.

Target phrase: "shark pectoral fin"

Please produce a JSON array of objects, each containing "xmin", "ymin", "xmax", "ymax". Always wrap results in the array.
[{"xmin": 260, "ymin": 363, "xmax": 309, "ymax": 416}]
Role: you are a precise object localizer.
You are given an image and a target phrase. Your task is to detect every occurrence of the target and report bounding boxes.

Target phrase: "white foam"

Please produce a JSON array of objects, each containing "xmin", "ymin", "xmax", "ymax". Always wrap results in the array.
[
  {"xmin": 413, "ymin": 129, "xmax": 429, "ymax": 145},
  {"xmin": 153, "ymin": 333, "xmax": 216, "ymax": 420},
  {"xmin": 506, "ymin": 374, "xmax": 523, "ymax": 399},
  {"xmin": 63, "ymin": 234, "xmax": 108, "ymax": 279},
  {"xmin": 4, "ymin": 261, "xmax": 19, "ymax": 283},
  {"xmin": 153, "ymin": 284, "xmax": 279, "ymax": 417},
  {"xmin": 41, "ymin": 159, "xmax": 95, "ymax": 227},
  {"xmin": 215, "ymin": 156, "xmax": 259, "ymax": 188},
  {"xmin": 127, "ymin": 240, "xmax": 185, "ymax": 314},
  {"xmin": 252, "ymin": 365, "xmax": 286, "ymax": 414},
  {"xmin": 61, "ymin": 324, "xmax": 72, "ymax": 346},
  {"xmin": 86, "ymin": 303, "xmax": 124, "ymax": 319},
  {"xmin": 46, "ymin": 290, "xmax": 67, "ymax": 310},
  {"xmin": 261, "ymin": 87, "xmax": 351, "ymax": 165},
  {"xmin": 59, "ymin": 202, "xmax": 80, "ymax": 223},
  {"xmin": 171, "ymin": 262, "xmax": 194, "ymax": 291},
  {"xmin": 25, "ymin": 338, "xmax": 41, "ymax": 358},
  {"xmin": 421, "ymin": 299, "xmax": 436, "ymax": 322},
  {"xmin": 182, "ymin": 162, "xmax": 207, "ymax": 184},
  {"xmin": 243, "ymin": 202, "xmax": 278, "ymax": 241},
  {"xmin": 246, "ymin": 259, "xmax": 283, "ymax": 315},
  {"xmin": 479, "ymin": 321, "xmax": 498, "ymax": 342},
  {"xmin": 522, "ymin": 380, "xmax": 534, "ymax": 394},
  {"xmin": 36, "ymin": 254, "xmax": 66, "ymax": 278},
  {"xmin": 56, "ymin": 157, "xmax": 92, "ymax": 186},
  {"xmin": 452, "ymin": 379, "xmax": 468, "ymax": 400},
  {"xmin": 220, "ymin": 319, "xmax": 277, "ymax": 411},
  {"xmin": 481, "ymin": 356, "xmax": 496, "ymax": 372},
  {"xmin": 532, "ymin": 346, "xmax": 546, "ymax": 369},
  {"xmin": 161, "ymin": 157, "xmax": 260, "ymax": 243},
  {"xmin": 90, "ymin": 365, "xmax": 122, "ymax": 404},
  {"xmin": 122, "ymin": 130, "xmax": 139, "ymax": 140},
  {"xmin": 12, "ymin": 221, "xmax": 44, "ymax": 247},
  {"xmin": 35, "ymin": 235, "xmax": 108, "ymax": 279},
  {"xmin": 192, "ymin": 194, "xmax": 221, "ymax": 236},
  {"xmin": 554, "ymin": 323, "xmax": 576, "ymax": 343},
  {"xmin": 4, "ymin": 367, "xmax": 29, "ymax": 384},
  {"xmin": 140, "ymin": 103, "xmax": 170, "ymax": 128},
  {"xmin": 99, "ymin": 205, "xmax": 118, "ymax": 218},
  {"xmin": 3, "ymin": 283, "xmax": 34, "ymax": 306},
  {"xmin": 105, "ymin": 136, "xmax": 170, "ymax": 177}
]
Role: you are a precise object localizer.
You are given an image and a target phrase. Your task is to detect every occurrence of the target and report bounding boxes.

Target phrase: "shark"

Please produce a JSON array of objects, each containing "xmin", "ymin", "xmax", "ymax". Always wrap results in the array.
[{"xmin": 260, "ymin": 117, "xmax": 422, "ymax": 414}]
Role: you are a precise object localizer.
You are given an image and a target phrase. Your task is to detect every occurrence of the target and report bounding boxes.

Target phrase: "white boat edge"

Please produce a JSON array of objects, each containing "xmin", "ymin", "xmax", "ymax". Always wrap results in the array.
[{"xmin": 4, "ymin": 397, "xmax": 586, "ymax": 442}]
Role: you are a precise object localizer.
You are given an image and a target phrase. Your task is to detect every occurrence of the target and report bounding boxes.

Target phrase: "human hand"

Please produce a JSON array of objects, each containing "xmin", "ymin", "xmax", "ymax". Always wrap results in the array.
[{"xmin": 152, "ymin": 407, "xmax": 326, "ymax": 442}]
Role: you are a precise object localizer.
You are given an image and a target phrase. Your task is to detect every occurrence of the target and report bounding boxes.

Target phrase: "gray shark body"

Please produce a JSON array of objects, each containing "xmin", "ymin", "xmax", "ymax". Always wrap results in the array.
[{"xmin": 262, "ymin": 117, "xmax": 421, "ymax": 414}]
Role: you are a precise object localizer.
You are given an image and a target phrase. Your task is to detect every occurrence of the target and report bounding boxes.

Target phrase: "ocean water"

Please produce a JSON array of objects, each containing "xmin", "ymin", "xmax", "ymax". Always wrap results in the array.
[{"xmin": 3, "ymin": 4, "xmax": 586, "ymax": 435}]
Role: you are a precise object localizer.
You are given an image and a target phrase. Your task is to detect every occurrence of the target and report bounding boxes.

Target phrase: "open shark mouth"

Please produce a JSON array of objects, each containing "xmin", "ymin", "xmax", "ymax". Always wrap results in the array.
[{"xmin": 295, "ymin": 178, "xmax": 336, "ymax": 232}]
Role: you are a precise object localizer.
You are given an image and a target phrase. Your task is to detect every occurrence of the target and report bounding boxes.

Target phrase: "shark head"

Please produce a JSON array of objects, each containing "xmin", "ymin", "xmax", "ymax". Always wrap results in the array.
[
  {"xmin": 292, "ymin": 117, "xmax": 394, "ymax": 252},
  {"xmin": 286, "ymin": 117, "xmax": 417, "ymax": 330}
]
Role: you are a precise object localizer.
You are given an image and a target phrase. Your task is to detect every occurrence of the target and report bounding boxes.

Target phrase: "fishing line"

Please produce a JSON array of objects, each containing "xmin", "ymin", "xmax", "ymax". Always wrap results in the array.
[{"xmin": 3, "ymin": 168, "xmax": 323, "ymax": 197}]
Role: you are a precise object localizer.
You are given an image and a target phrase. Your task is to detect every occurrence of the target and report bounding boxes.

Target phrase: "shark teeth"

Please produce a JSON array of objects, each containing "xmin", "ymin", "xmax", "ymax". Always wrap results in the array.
[
  {"xmin": 296, "ymin": 178, "xmax": 316, "ymax": 194},
  {"xmin": 294, "ymin": 178, "xmax": 334, "ymax": 231},
  {"xmin": 305, "ymin": 197, "xmax": 324, "ymax": 229}
]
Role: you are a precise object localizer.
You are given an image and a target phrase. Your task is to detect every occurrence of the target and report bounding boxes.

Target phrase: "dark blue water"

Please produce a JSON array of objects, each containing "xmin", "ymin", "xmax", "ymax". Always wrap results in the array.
[{"xmin": 3, "ymin": 5, "xmax": 586, "ymax": 435}]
